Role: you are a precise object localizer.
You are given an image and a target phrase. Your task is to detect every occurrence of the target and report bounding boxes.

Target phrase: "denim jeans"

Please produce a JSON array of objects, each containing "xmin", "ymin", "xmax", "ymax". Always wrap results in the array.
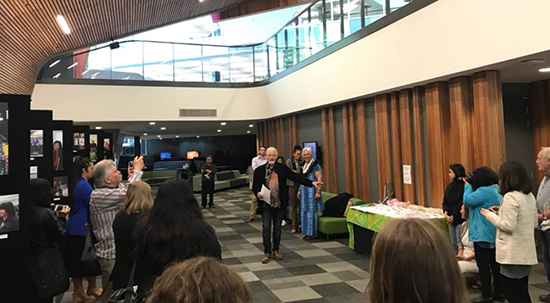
[
  {"xmin": 262, "ymin": 206, "xmax": 285, "ymax": 254},
  {"xmin": 448, "ymin": 222, "xmax": 463, "ymax": 254},
  {"xmin": 536, "ymin": 229, "xmax": 550, "ymax": 283}
]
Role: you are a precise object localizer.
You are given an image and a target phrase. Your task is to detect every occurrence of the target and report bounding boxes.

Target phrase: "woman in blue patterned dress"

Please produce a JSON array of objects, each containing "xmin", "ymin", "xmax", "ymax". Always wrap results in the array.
[{"xmin": 299, "ymin": 147, "xmax": 323, "ymax": 239}]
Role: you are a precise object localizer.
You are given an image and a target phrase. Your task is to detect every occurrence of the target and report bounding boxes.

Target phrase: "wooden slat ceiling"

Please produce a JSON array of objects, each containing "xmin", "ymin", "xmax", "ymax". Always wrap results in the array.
[{"xmin": 0, "ymin": 0, "xmax": 250, "ymax": 95}]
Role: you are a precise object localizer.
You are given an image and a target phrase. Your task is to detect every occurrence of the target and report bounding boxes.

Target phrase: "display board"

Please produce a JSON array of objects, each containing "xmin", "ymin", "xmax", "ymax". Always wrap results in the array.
[
  {"xmin": 52, "ymin": 120, "xmax": 74, "ymax": 205},
  {"xmin": 30, "ymin": 110, "xmax": 54, "ymax": 183},
  {"xmin": 0, "ymin": 94, "xmax": 31, "ymax": 302},
  {"xmin": 73, "ymin": 125, "xmax": 90, "ymax": 159}
]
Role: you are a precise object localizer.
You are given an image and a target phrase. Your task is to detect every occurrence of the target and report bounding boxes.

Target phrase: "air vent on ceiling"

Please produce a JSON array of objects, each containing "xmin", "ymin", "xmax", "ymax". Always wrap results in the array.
[{"xmin": 179, "ymin": 109, "xmax": 217, "ymax": 117}]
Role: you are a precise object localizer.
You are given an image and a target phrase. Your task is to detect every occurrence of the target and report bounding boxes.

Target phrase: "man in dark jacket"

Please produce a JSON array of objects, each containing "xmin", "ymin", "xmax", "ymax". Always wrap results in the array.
[
  {"xmin": 200, "ymin": 156, "xmax": 217, "ymax": 208},
  {"xmin": 253, "ymin": 147, "xmax": 322, "ymax": 264}
]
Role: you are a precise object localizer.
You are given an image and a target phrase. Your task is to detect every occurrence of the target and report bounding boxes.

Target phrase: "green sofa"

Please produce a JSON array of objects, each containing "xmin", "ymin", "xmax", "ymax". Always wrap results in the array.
[
  {"xmin": 318, "ymin": 192, "xmax": 363, "ymax": 240},
  {"xmin": 141, "ymin": 170, "xmax": 180, "ymax": 185}
]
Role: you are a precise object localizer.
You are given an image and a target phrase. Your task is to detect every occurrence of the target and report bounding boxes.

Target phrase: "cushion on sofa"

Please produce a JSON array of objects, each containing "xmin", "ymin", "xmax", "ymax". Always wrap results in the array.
[
  {"xmin": 214, "ymin": 180, "xmax": 231, "ymax": 191},
  {"xmin": 216, "ymin": 171, "xmax": 235, "ymax": 181}
]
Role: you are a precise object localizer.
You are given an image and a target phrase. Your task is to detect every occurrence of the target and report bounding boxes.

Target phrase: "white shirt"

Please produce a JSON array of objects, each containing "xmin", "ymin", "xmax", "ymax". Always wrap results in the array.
[{"xmin": 251, "ymin": 155, "xmax": 267, "ymax": 171}]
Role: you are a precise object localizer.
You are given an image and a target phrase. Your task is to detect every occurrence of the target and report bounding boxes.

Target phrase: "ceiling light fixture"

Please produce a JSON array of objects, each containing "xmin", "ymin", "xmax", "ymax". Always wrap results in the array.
[
  {"xmin": 149, "ymin": 122, "xmax": 156, "ymax": 125},
  {"xmin": 539, "ymin": 67, "xmax": 550, "ymax": 73},
  {"xmin": 247, "ymin": 131, "xmax": 251, "ymax": 134},
  {"xmin": 49, "ymin": 60, "xmax": 60, "ymax": 68},
  {"xmin": 217, "ymin": 129, "xmax": 222, "ymax": 133},
  {"xmin": 67, "ymin": 62, "xmax": 78, "ymax": 69},
  {"xmin": 199, "ymin": 0, "xmax": 204, "ymax": 2},
  {"xmin": 160, "ymin": 127, "xmax": 166, "ymax": 130},
  {"xmin": 53, "ymin": 73, "xmax": 61, "ymax": 79},
  {"xmin": 143, "ymin": 133, "xmax": 148, "ymax": 136},
  {"xmin": 196, "ymin": 136, "xmax": 200, "ymax": 138},
  {"xmin": 56, "ymin": 15, "xmax": 71, "ymax": 34},
  {"xmin": 221, "ymin": 122, "xmax": 227, "ymax": 126},
  {"xmin": 249, "ymin": 124, "xmax": 254, "ymax": 128},
  {"xmin": 95, "ymin": 126, "xmax": 102, "ymax": 130},
  {"xmin": 176, "ymin": 135, "xmax": 179, "ymax": 138},
  {"xmin": 157, "ymin": 135, "xmax": 161, "ymax": 138}
]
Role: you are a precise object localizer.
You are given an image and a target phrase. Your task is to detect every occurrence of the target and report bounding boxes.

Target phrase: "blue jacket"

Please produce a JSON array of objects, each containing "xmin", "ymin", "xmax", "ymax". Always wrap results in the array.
[{"xmin": 463, "ymin": 184, "xmax": 502, "ymax": 244}]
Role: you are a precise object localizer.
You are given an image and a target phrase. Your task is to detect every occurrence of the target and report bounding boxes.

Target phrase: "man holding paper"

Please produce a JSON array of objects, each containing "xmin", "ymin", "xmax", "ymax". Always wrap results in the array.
[{"xmin": 252, "ymin": 147, "xmax": 322, "ymax": 264}]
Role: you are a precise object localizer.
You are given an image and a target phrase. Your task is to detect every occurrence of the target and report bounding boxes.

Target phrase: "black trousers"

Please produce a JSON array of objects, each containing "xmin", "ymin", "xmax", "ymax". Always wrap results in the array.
[
  {"xmin": 201, "ymin": 180, "xmax": 215, "ymax": 207},
  {"xmin": 474, "ymin": 243, "xmax": 502, "ymax": 298},
  {"xmin": 501, "ymin": 274, "xmax": 531, "ymax": 303},
  {"xmin": 262, "ymin": 207, "xmax": 285, "ymax": 254}
]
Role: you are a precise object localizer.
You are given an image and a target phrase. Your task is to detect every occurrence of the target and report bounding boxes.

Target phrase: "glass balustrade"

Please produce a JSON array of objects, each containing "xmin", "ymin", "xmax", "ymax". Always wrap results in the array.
[{"xmin": 38, "ymin": 0, "xmax": 413, "ymax": 84}]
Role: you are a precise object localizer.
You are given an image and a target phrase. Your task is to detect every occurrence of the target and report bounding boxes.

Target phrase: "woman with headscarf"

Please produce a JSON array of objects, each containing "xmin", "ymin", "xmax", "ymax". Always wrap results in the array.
[
  {"xmin": 443, "ymin": 163, "xmax": 466, "ymax": 254},
  {"xmin": 0, "ymin": 201, "xmax": 19, "ymax": 233}
]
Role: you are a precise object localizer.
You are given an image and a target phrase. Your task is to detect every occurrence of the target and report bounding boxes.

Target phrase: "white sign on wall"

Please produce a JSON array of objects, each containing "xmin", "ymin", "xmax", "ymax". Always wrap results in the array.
[{"xmin": 403, "ymin": 165, "xmax": 412, "ymax": 185}]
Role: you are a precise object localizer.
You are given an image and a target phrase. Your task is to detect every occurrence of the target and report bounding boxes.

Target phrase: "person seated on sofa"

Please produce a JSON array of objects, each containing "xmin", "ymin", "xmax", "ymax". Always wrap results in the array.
[{"xmin": 457, "ymin": 205, "xmax": 479, "ymax": 286}]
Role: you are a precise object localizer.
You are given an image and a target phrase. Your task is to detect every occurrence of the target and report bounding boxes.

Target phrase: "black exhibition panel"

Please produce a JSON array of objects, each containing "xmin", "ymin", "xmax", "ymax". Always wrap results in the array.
[
  {"xmin": 0, "ymin": 94, "xmax": 32, "ymax": 302},
  {"xmin": 30, "ymin": 110, "xmax": 54, "ymax": 183},
  {"xmin": 89, "ymin": 129, "xmax": 104, "ymax": 163},
  {"xmin": 72, "ymin": 125, "xmax": 90, "ymax": 159},
  {"xmin": 52, "ymin": 120, "xmax": 74, "ymax": 206}
]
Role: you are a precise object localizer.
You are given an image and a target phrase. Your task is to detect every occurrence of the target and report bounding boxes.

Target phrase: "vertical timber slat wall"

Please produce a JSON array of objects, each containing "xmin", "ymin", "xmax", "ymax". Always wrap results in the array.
[
  {"xmin": 374, "ymin": 94, "xmax": 392, "ymax": 201},
  {"xmin": 425, "ymin": 82, "xmax": 451, "ymax": 208},
  {"xmin": 399, "ymin": 89, "xmax": 415, "ymax": 204},
  {"xmin": 412, "ymin": 87, "xmax": 427, "ymax": 206},
  {"xmin": 321, "ymin": 108, "xmax": 332, "ymax": 192},
  {"xmin": 472, "ymin": 71, "xmax": 506, "ymax": 172},
  {"xmin": 342, "ymin": 104, "xmax": 352, "ymax": 194},
  {"xmin": 328, "ymin": 107, "xmax": 339, "ymax": 193},
  {"xmin": 356, "ymin": 99, "xmax": 370, "ymax": 202},
  {"xmin": 449, "ymin": 77, "xmax": 475, "ymax": 172},
  {"xmin": 348, "ymin": 103, "xmax": 359, "ymax": 197},
  {"xmin": 531, "ymin": 80, "xmax": 550, "ymax": 184},
  {"xmin": 390, "ymin": 92, "xmax": 403, "ymax": 200}
]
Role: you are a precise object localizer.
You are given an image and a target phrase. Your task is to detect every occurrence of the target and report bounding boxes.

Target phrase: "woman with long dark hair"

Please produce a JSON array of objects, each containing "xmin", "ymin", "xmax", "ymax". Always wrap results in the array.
[
  {"xmin": 0, "ymin": 201, "xmax": 18, "ymax": 233},
  {"xmin": 135, "ymin": 178, "xmax": 221, "ymax": 302},
  {"xmin": 463, "ymin": 166, "xmax": 503, "ymax": 302},
  {"xmin": 53, "ymin": 140, "xmax": 63, "ymax": 171},
  {"xmin": 443, "ymin": 163, "xmax": 466, "ymax": 253},
  {"xmin": 481, "ymin": 161, "xmax": 538, "ymax": 303},
  {"xmin": 66, "ymin": 157, "xmax": 102, "ymax": 302}
]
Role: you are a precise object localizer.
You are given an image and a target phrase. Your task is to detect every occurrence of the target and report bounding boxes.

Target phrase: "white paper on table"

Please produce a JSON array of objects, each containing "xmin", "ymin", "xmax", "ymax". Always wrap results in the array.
[{"xmin": 260, "ymin": 185, "xmax": 271, "ymax": 205}]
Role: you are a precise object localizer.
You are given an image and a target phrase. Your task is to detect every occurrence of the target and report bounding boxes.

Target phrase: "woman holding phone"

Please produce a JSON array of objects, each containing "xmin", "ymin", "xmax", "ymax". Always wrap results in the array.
[{"xmin": 481, "ymin": 161, "xmax": 538, "ymax": 303}]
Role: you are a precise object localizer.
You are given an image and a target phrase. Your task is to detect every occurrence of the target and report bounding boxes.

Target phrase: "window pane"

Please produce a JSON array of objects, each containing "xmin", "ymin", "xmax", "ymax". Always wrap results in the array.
[
  {"xmin": 390, "ymin": 0, "xmax": 412, "ymax": 12},
  {"xmin": 230, "ymin": 47, "xmax": 254, "ymax": 83},
  {"xmin": 85, "ymin": 46, "xmax": 111, "ymax": 80},
  {"xmin": 254, "ymin": 44, "xmax": 268, "ymax": 81},
  {"xmin": 310, "ymin": 1, "xmax": 326, "ymax": 55},
  {"xmin": 203, "ymin": 46, "xmax": 229, "ymax": 83},
  {"xmin": 143, "ymin": 42, "xmax": 174, "ymax": 81},
  {"xmin": 121, "ymin": 137, "xmax": 135, "ymax": 156},
  {"xmin": 111, "ymin": 42, "xmax": 144, "ymax": 80},
  {"xmin": 174, "ymin": 44, "xmax": 203, "ymax": 82}
]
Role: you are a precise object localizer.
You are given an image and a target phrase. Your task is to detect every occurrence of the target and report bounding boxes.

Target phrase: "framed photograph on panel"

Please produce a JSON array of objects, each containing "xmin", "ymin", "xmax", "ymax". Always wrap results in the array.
[
  {"xmin": 53, "ymin": 130, "xmax": 64, "ymax": 171},
  {"xmin": 0, "ymin": 194, "xmax": 19, "ymax": 233},
  {"xmin": 0, "ymin": 102, "xmax": 8, "ymax": 176},
  {"xmin": 30, "ymin": 130, "xmax": 44, "ymax": 157}
]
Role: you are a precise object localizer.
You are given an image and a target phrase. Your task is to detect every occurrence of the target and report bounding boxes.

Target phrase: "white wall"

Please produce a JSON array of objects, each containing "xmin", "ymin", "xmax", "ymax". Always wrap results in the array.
[{"xmin": 32, "ymin": 0, "xmax": 550, "ymax": 122}]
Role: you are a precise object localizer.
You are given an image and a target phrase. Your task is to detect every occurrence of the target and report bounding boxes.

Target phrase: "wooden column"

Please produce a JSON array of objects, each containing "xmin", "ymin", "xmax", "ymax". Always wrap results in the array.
[
  {"xmin": 374, "ymin": 94, "xmax": 392, "ymax": 201},
  {"xmin": 531, "ymin": 80, "xmax": 550, "ymax": 184},
  {"xmin": 343, "ymin": 104, "xmax": 353, "ymax": 194},
  {"xmin": 328, "ymin": 107, "xmax": 339, "ymax": 193},
  {"xmin": 449, "ymin": 77, "xmax": 474, "ymax": 172},
  {"xmin": 356, "ymin": 99, "xmax": 370, "ymax": 202},
  {"xmin": 390, "ymin": 92, "xmax": 403, "ymax": 201},
  {"xmin": 322, "ymin": 108, "xmax": 332, "ymax": 192},
  {"xmin": 412, "ymin": 87, "xmax": 427, "ymax": 206},
  {"xmin": 278, "ymin": 118, "xmax": 285, "ymax": 157},
  {"xmin": 425, "ymin": 82, "xmax": 451, "ymax": 208},
  {"xmin": 472, "ymin": 71, "xmax": 506, "ymax": 171},
  {"xmin": 348, "ymin": 103, "xmax": 359, "ymax": 197},
  {"xmin": 399, "ymin": 89, "xmax": 414, "ymax": 204}
]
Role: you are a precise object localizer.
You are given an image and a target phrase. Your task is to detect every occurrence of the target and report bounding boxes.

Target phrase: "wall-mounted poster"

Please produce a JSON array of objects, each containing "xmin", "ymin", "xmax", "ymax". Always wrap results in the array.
[
  {"xmin": 0, "ymin": 194, "xmax": 19, "ymax": 234},
  {"xmin": 53, "ymin": 130, "xmax": 64, "ymax": 171},
  {"xmin": 30, "ymin": 166, "xmax": 38, "ymax": 179},
  {"xmin": 0, "ymin": 102, "xmax": 8, "ymax": 176},
  {"xmin": 90, "ymin": 134, "xmax": 98, "ymax": 162},
  {"xmin": 53, "ymin": 176, "xmax": 69, "ymax": 198},
  {"xmin": 30, "ymin": 130, "xmax": 44, "ymax": 157},
  {"xmin": 73, "ymin": 132, "xmax": 85, "ymax": 150},
  {"xmin": 104, "ymin": 138, "xmax": 111, "ymax": 152}
]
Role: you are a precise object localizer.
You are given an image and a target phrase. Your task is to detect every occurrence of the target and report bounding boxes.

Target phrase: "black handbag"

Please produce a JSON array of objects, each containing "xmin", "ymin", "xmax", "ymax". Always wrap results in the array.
[
  {"xmin": 30, "ymin": 246, "xmax": 70, "ymax": 299},
  {"xmin": 109, "ymin": 260, "xmax": 138, "ymax": 303},
  {"xmin": 81, "ymin": 223, "xmax": 97, "ymax": 262}
]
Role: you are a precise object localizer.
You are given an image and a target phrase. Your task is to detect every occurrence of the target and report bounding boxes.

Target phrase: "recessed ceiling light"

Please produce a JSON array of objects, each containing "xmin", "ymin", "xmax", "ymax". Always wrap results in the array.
[
  {"xmin": 249, "ymin": 124, "xmax": 254, "ymax": 128},
  {"xmin": 175, "ymin": 135, "xmax": 179, "ymax": 138},
  {"xmin": 49, "ymin": 60, "xmax": 60, "ymax": 68},
  {"xmin": 159, "ymin": 138, "xmax": 163, "ymax": 140},
  {"xmin": 247, "ymin": 131, "xmax": 251, "ymax": 134},
  {"xmin": 539, "ymin": 67, "xmax": 550, "ymax": 73},
  {"xmin": 199, "ymin": 0, "xmax": 204, "ymax": 2},
  {"xmin": 67, "ymin": 62, "xmax": 78, "ymax": 69},
  {"xmin": 217, "ymin": 129, "xmax": 222, "ymax": 132},
  {"xmin": 53, "ymin": 73, "xmax": 61, "ymax": 79},
  {"xmin": 221, "ymin": 122, "xmax": 227, "ymax": 126},
  {"xmin": 160, "ymin": 127, "xmax": 166, "ymax": 130},
  {"xmin": 196, "ymin": 136, "xmax": 200, "ymax": 138},
  {"xmin": 149, "ymin": 122, "xmax": 156, "ymax": 125},
  {"xmin": 157, "ymin": 135, "xmax": 161, "ymax": 138},
  {"xmin": 95, "ymin": 126, "xmax": 102, "ymax": 130},
  {"xmin": 143, "ymin": 133, "xmax": 148, "ymax": 136},
  {"xmin": 56, "ymin": 15, "xmax": 71, "ymax": 34}
]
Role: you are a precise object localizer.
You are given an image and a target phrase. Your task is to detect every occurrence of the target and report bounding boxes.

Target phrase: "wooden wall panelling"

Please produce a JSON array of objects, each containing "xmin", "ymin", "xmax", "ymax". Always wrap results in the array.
[
  {"xmin": 472, "ymin": 71, "xmax": 506, "ymax": 171},
  {"xmin": 348, "ymin": 103, "xmax": 359, "ymax": 197},
  {"xmin": 328, "ymin": 107, "xmax": 339, "ymax": 193},
  {"xmin": 262, "ymin": 121, "xmax": 269, "ymax": 147},
  {"xmin": 356, "ymin": 100, "xmax": 370, "ymax": 201},
  {"xmin": 412, "ymin": 87, "xmax": 427, "ymax": 206},
  {"xmin": 278, "ymin": 118, "xmax": 285, "ymax": 157},
  {"xmin": 449, "ymin": 77, "xmax": 475, "ymax": 172},
  {"xmin": 425, "ymin": 82, "xmax": 451, "ymax": 208},
  {"xmin": 398, "ymin": 89, "xmax": 415, "ymax": 204},
  {"xmin": 258, "ymin": 121, "xmax": 263, "ymax": 147},
  {"xmin": 530, "ymin": 80, "xmax": 550, "ymax": 184},
  {"xmin": 390, "ymin": 92, "xmax": 403, "ymax": 201},
  {"xmin": 342, "ymin": 104, "xmax": 353, "ymax": 194},
  {"xmin": 322, "ymin": 108, "xmax": 332, "ymax": 192},
  {"xmin": 374, "ymin": 94, "xmax": 392, "ymax": 201}
]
